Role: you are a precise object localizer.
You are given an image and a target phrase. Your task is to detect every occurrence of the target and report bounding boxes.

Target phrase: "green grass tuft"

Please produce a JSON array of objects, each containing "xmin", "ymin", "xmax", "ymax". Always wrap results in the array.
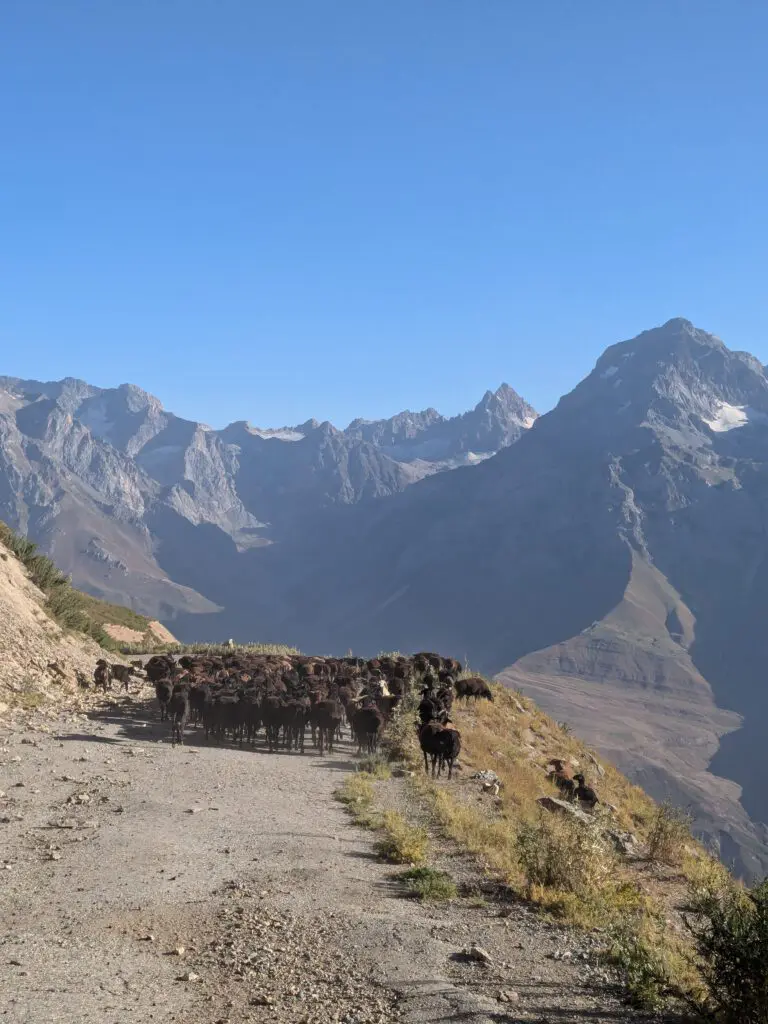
[{"xmin": 400, "ymin": 865, "xmax": 457, "ymax": 901}]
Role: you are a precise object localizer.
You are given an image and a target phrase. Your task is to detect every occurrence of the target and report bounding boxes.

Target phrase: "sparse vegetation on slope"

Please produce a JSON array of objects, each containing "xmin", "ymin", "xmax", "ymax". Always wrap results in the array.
[
  {"xmin": 0, "ymin": 522, "xmax": 180, "ymax": 655},
  {"xmin": 0, "ymin": 521, "xmax": 121, "ymax": 650},
  {"xmin": 0, "ymin": 529, "xmax": 108, "ymax": 710},
  {"xmin": 74, "ymin": 592, "xmax": 155, "ymax": 636},
  {"xmin": 378, "ymin": 673, "xmax": 766, "ymax": 1018}
]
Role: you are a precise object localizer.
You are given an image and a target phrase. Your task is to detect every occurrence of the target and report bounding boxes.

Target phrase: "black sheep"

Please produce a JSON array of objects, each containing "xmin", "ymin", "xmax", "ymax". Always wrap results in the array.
[
  {"xmin": 155, "ymin": 679, "xmax": 173, "ymax": 722},
  {"xmin": 573, "ymin": 773, "xmax": 599, "ymax": 809},
  {"xmin": 169, "ymin": 684, "xmax": 189, "ymax": 747},
  {"xmin": 351, "ymin": 704, "xmax": 384, "ymax": 755},
  {"xmin": 419, "ymin": 721, "xmax": 462, "ymax": 779}
]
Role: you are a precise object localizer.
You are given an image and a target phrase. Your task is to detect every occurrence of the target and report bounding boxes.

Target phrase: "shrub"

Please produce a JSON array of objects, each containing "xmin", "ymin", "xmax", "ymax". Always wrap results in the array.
[
  {"xmin": 376, "ymin": 811, "xmax": 429, "ymax": 865},
  {"xmin": 400, "ymin": 866, "xmax": 457, "ymax": 901},
  {"xmin": 515, "ymin": 811, "xmax": 614, "ymax": 897},
  {"xmin": 336, "ymin": 774, "xmax": 375, "ymax": 808},
  {"xmin": 685, "ymin": 876, "xmax": 768, "ymax": 1023},
  {"xmin": 647, "ymin": 801, "xmax": 692, "ymax": 866},
  {"xmin": 607, "ymin": 920, "xmax": 678, "ymax": 1011},
  {"xmin": 356, "ymin": 755, "xmax": 391, "ymax": 779},
  {"xmin": 383, "ymin": 692, "xmax": 420, "ymax": 765}
]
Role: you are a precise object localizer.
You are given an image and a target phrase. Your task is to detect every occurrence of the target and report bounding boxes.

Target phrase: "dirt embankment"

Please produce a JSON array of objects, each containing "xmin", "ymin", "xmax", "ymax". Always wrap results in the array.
[
  {"xmin": 101, "ymin": 620, "xmax": 177, "ymax": 645},
  {"xmin": 0, "ymin": 540, "xmax": 103, "ymax": 715}
]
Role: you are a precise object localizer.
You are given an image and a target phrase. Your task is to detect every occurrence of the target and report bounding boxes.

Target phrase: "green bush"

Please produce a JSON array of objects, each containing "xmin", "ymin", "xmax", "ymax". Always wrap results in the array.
[
  {"xmin": 686, "ymin": 877, "xmax": 768, "ymax": 1023},
  {"xmin": 647, "ymin": 801, "xmax": 692, "ymax": 866},
  {"xmin": 400, "ymin": 866, "xmax": 457, "ymax": 901},
  {"xmin": 515, "ymin": 811, "xmax": 614, "ymax": 896},
  {"xmin": 608, "ymin": 925, "xmax": 672, "ymax": 1011},
  {"xmin": 383, "ymin": 691, "xmax": 420, "ymax": 764}
]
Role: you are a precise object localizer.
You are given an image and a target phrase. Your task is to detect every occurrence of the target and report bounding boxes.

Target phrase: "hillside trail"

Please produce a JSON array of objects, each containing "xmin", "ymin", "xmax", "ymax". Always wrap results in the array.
[{"xmin": 0, "ymin": 692, "xmax": 653, "ymax": 1024}]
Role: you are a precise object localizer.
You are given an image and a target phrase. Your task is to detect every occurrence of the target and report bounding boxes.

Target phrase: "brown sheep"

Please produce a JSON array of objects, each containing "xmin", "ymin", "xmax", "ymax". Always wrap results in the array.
[{"xmin": 454, "ymin": 676, "xmax": 493, "ymax": 702}]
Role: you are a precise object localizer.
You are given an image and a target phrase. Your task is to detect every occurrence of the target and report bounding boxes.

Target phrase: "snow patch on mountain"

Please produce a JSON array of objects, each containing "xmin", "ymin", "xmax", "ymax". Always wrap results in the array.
[
  {"xmin": 247, "ymin": 428, "xmax": 306, "ymax": 441},
  {"xmin": 705, "ymin": 402, "xmax": 768, "ymax": 433}
]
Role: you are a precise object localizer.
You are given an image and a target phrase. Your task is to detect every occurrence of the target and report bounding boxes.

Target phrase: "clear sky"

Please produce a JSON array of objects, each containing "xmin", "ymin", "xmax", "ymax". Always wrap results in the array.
[{"xmin": 2, "ymin": 2, "xmax": 767, "ymax": 428}]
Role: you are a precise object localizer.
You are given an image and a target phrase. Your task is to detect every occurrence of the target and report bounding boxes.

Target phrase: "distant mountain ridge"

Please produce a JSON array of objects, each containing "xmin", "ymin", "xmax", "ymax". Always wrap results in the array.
[{"xmin": 0, "ymin": 374, "xmax": 536, "ymax": 617}]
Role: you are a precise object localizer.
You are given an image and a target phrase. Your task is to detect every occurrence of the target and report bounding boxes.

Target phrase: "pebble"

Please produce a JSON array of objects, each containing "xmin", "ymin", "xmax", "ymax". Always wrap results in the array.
[
  {"xmin": 497, "ymin": 990, "xmax": 520, "ymax": 1003},
  {"xmin": 463, "ymin": 944, "xmax": 493, "ymax": 965}
]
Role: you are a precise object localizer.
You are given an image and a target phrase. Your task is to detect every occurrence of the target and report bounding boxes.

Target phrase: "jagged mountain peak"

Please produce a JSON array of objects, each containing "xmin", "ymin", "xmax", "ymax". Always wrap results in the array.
[
  {"xmin": 114, "ymin": 382, "xmax": 163, "ymax": 413},
  {"xmin": 475, "ymin": 383, "xmax": 537, "ymax": 420},
  {"xmin": 540, "ymin": 319, "xmax": 768, "ymax": 447}
]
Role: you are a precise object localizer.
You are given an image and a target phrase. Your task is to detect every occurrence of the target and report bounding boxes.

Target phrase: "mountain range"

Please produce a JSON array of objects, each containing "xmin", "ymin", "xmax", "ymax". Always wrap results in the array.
[
  {"xmin": 0, "ymin": 374, "xmax": 535, "ymax": 615},
  {"xmin": 4, "ymin": 318, "xmax": 768, "ymax": 878}
]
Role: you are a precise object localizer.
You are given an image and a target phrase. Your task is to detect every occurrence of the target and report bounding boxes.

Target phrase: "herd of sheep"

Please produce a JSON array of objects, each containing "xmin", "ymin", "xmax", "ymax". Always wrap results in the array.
[{"xmin": 86, "ymin": 652, "xmax": 495, "ymax": 779}]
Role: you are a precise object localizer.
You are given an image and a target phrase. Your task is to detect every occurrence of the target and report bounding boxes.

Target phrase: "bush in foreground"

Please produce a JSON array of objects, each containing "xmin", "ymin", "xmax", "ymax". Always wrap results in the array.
[
  {"xmin": 647, "ymin": 801, "xmax": 692, "ymax": 867},
  {"xmin": 515, "ymin": 810, "xmax": 614, "ymax": 898},
  {"xmin": 400, "ymin": 866, "xmax": 457, "ymax": 901},
  {"xmin": 685, "ymin": 876, "xmax": 768, "ymax": 1023}
]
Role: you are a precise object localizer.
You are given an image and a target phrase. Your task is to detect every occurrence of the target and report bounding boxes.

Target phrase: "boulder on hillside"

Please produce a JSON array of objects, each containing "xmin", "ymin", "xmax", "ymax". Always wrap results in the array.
[{"xmin": 537, "ymin": 795, "xmax": 594, "ymax": 825}]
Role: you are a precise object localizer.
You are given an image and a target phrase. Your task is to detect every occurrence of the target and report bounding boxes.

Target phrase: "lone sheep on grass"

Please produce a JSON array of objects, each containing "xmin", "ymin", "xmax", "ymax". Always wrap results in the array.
[{"xmin": 454, "ymin": 677, "xmax": 493, "ymax": 702}]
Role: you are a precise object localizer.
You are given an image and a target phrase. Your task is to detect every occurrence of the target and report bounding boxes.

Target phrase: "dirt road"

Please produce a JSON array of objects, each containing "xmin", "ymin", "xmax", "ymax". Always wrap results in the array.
[{"xmin": 0, "ymin": 693, "xmax": 649, "ymax": 1023}]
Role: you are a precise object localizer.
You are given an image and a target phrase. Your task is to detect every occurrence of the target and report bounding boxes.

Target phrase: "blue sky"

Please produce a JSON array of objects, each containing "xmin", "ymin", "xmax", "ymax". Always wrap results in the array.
[{"xmin": 2, "ymin": 2, "xmax": 767, "ymax": 428}]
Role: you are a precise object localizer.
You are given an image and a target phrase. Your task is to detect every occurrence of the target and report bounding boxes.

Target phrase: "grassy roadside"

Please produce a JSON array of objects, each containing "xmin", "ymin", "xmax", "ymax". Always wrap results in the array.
[
  {"xmin": 336, "ymin": 762, "xmax": 458, "ymax": 903},
  {"xmin": 378, "ymin": 682, "xmax": 751, "ymax": 1017}
]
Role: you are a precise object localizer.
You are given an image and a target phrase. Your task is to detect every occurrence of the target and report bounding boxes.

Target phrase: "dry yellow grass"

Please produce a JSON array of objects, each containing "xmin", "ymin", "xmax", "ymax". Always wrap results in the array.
[
  {"xmin": 376, "ymin": 810, "xmax": 429, "ymax": 865},
  {"xmin": 383, "ymin": 676, "xmax": 732, "ymax": 1010}
]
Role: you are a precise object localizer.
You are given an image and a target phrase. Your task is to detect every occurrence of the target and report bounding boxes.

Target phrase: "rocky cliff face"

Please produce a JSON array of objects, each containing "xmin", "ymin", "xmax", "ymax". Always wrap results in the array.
[{"xmin": 0, "ymin": 375, "xmax": 536, "ymax": 614}]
